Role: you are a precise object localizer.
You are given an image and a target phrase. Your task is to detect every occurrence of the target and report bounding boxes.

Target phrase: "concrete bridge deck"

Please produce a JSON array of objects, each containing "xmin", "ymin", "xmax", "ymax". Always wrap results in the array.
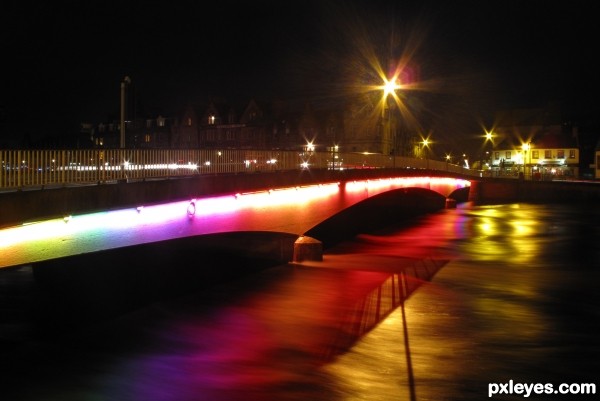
[{"xmin": 0, "ymin": 172, "xmax": 471, "ymax": 269}]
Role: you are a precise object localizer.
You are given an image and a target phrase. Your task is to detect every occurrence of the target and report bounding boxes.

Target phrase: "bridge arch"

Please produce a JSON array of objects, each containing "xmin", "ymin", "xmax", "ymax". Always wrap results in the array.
[{"xmin": 304, "ymin": 186, "xmax": 450, "ymax": 248}]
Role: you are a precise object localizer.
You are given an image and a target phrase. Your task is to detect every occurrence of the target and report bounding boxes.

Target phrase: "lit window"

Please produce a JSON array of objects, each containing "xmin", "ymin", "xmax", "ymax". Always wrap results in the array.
[
  {"xmin": 569, "ymin": 150, "xmax": 576, "ymax": 158},
  {"xmin": 209, "ymin": 115, "xmax": 216, "ymax": 125},
  {"xmin": 187, "ymin": 117, "xmax": 192, "ymax": 126},
  {"xmin": 545, "ymin": 150, "xmax": 551, "ymax": 159},
  {"xmin": 557, "ymin": 150, "xmax": 565, "ymax": 159},
  {"xmin": 532, "ymin": 150, "xmax": 539, "ymax": 159},
  {"xmin": 505, "ymin": 151, "xmax": 511, "ymax": 159},
  {"xmin": 157, "ymin": 116, "xmax": 165, "ymax": 127}
]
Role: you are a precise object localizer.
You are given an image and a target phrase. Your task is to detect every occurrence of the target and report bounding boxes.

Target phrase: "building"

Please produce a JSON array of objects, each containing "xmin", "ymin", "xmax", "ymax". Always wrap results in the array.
[{"xmin": 487, "ymin": 106, "xmax": 580, "ymax": 179}]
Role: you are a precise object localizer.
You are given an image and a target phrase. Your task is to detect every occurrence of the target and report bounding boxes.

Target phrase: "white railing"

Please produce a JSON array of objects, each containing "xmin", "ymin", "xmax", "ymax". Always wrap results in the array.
[{"xmin": 0, "ymin": 148, "xmax": 477, "ymax": 190}]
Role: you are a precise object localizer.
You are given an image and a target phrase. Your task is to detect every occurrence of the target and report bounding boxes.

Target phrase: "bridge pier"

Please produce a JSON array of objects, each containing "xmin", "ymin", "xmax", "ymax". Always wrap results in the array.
[
  {"xmin": 445, "ymin": 198, "xmax": 457, "ymax": 208},
  {"xmin": 293, "ymin": 236, "xmax": 323, "ymax": 262}
]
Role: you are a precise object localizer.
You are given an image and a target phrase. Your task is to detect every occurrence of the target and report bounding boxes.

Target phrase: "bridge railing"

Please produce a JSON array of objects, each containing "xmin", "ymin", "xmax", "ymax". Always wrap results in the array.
[{"xmin": 0, "ymin": 148, "xmax": 478, "ymax": 190}]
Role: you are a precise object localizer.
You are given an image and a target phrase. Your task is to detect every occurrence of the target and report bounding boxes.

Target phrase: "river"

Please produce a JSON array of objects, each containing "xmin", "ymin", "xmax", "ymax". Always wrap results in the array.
[{"xmin": 1, "ymin": 201, "xmax": 598, "ymax": 400}]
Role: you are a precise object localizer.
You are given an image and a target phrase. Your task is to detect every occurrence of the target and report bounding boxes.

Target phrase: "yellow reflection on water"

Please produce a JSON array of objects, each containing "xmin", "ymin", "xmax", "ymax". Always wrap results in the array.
[{"xmin": 460, "ymin": 204, "xmax": 542, "ymax": 264}]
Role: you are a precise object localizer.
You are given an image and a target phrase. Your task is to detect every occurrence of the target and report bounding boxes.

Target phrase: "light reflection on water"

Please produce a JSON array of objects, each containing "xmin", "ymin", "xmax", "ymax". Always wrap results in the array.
[{"xmin": 1, "ymin": 202, "xmax": 598, "ymax": 400}]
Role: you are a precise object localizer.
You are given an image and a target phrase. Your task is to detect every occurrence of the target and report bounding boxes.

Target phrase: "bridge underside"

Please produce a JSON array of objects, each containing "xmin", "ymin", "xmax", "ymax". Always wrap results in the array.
[{"xmin": 304, "ymin": 186, "xmax": 454, "ymax": 248}]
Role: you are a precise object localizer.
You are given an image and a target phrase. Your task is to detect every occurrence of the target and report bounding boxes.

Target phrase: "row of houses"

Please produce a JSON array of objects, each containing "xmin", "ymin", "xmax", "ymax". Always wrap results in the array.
[
  {"xmin": 84, "ymin": 96, "xmax": 404, "ymax": 155},
  {"xmin": 81, "ymin": 97, "xmax": 598, "ymax": 179}
]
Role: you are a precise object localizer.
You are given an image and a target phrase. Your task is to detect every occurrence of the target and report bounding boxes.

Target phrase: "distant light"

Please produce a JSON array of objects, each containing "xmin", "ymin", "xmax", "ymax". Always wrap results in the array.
[{"xmin": 63, "ymin": 215, "xmax": 72, "ymax": 223}]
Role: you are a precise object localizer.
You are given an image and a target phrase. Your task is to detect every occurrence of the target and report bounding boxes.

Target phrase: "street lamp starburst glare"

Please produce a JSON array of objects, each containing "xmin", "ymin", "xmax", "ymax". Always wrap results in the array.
[{"xmin": 381, "ymin": 77, "xmax": 401, "ymax": 98}]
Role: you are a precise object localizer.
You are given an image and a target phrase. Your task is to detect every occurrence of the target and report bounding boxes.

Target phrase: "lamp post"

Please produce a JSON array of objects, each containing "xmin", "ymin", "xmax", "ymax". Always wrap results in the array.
[
  {"xmin": 120, "ymin": 76, "xmax": 131, "ymax": 149},
  {"xmin": 522, "ymin": 142, "xmax": 531, "ymax": 179},
  {"xmin": 484, "ymin": 130, "xmax": 494, "ymax": 176},
  {"xmin": 420, "ymin": 138, "xmax": 430, "ymax": 169},
  {"xmin": 380, "ymin": 76, "xmax": 400, "ymax": 167},
  {"xmin": 421, "ymin": 138, "xmax": 429, "ymax": 158}
]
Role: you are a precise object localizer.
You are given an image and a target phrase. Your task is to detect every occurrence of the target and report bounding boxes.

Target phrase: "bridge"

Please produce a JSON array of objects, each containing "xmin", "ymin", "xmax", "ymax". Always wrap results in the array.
[
  {"xmin": 1, "ymin": 148, "xmax": 598, "ymax": 271},
  {"xmin": 0, "ymin": 170, "xmax": 471, "ymax": 268}
]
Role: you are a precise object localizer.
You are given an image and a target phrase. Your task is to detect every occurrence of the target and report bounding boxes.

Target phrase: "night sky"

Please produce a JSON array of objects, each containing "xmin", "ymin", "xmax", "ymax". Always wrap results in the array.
[{"xmin": 2, "ymin": 0, "xmax": 598, "ymax": 147}]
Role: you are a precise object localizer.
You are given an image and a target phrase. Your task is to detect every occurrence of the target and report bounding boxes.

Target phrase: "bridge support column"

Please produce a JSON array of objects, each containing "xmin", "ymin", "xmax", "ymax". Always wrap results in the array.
[
  {"xmin": 445, "ymin": 198, "xmax": 457, "ymax": 208},
  {"xmin": 293, "ymin": 235, "xmax": 323, "ymax": 262},
  {"xmin": 467, "ymin": 180, "xmax": 480, "ymax": 202}
]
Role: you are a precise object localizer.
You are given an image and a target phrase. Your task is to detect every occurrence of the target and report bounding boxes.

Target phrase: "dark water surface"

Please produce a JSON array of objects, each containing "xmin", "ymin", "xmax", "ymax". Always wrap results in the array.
[{"xmin": 1, "ymin": 202, "xmax": 598, "ymax": 400}]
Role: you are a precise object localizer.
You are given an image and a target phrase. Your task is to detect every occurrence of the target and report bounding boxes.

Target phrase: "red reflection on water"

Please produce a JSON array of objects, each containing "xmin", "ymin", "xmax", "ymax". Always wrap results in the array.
[{"xmin": 118, "ymin": 250, "xmax": 450, "ymax": 400}]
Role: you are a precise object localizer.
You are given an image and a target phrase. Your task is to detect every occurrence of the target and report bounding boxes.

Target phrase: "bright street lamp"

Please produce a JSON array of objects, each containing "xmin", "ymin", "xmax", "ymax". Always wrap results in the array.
[
  {"xmin": 418, "ymin": 138, "xmax": 430, "ymax": 159},
  {"xmin": 382, "ymin": 78, "xmax": 401, "ymax": 98}
]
